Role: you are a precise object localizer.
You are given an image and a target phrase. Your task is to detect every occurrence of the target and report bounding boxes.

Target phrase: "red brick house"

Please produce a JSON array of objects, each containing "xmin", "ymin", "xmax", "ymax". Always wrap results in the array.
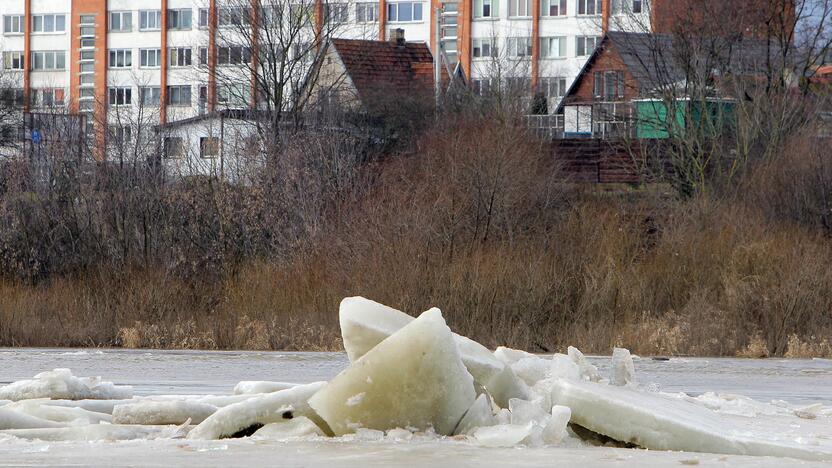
[
  {"xmin": 556, "ymin": 31, "xmax": 777, "ymax": 137},
  {"xmin": 303, "ymin": 34, "xmax": 442, "ymax": 116}
]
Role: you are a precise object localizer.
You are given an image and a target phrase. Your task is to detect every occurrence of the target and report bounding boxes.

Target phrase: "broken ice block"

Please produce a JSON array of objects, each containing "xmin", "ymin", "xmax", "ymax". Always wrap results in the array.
[
  {"xmin": 113, "ymin": 400, "xmax": 217, "ymax": 425},
  {"xmin": 309, "ymin": 308, "xmax": 476, "ymax": 436},
  {"xmin": 187, "ymin": 382, "xmax": 328, "ymax": 440},
  {"xmin": 252, "ymin": 416, "xmax": 326, "ymax": 439},
  {"xmin": 339, "ymin": 297, "xmax": 524, "ymax": 407},
  {"xmin": 550, "ymin": 378, "xmax": 832, "ymax": 461},
  {"xmin": 610, "ymin": 348, "xmax": 635, "ymax": 386}
]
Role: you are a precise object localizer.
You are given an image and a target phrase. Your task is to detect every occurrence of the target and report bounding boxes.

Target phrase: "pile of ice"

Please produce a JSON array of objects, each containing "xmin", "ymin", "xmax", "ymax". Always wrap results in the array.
[
  {"xmin": 0, "ymin": 368, "xmax": 133, "ymax": 402},
  {"xmin": 1, "ymin": 296, "xmax": 831, "ymax": 462}
]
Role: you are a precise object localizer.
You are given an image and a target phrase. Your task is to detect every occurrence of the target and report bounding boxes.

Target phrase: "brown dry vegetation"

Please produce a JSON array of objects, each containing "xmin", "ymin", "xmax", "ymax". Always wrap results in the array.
[{"xmin": 1, "ymin": 113, "xmax": 831, "ymax": 358}]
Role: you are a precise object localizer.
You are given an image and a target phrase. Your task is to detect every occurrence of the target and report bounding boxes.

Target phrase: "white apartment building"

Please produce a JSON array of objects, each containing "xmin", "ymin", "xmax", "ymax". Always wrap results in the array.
[{"xmin": 0, "ymin": 0, "xmax": 651, "ymax": 161}]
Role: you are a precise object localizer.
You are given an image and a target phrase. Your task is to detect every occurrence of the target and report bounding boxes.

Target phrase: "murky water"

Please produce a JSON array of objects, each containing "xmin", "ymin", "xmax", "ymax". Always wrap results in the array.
[{"xmin": 1, "ymin": 348, "xmax": 830, "ymax": 404}]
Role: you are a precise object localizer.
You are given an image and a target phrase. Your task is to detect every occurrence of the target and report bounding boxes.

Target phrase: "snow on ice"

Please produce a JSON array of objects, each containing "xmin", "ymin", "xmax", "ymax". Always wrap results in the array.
[{"xmin": 1, "ymin": 296, "xmax": 831, "ymax": 464}]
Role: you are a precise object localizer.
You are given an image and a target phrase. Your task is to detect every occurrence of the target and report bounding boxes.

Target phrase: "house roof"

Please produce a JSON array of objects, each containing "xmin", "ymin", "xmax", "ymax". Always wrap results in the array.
[
  {"xmin": 558, "ymin": 31, "xmax": 781, "ymax": 112},
  {"xmin": 329, "ymin": 38, "xmax": 437, "ymax": 101}
]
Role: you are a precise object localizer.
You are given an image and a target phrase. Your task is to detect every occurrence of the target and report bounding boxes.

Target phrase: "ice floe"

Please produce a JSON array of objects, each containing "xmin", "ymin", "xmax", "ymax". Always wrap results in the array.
[
  {"xmin": 187, "ymin": 382, "xmax": 328, "ymax": 440},
  {"xmin": 113, "ymin": 401, "xmax": 217, "ymax": 425},
  {"xmin": 0, "ymin": 296, "xmax": 830, "ymax": 464},
  {"xmin": 0, "ymin": 369, "xmax": 132, "ymax": 401}
]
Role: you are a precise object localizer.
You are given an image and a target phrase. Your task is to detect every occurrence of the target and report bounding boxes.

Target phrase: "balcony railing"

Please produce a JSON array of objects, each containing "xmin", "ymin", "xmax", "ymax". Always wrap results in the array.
[
  {"xmin": 591, "ymin": 101, "xmax": 634, "ymax": 139},
  {"xmin": 524, "ymin": 114, "xmax": 563, "ymax": 139}
]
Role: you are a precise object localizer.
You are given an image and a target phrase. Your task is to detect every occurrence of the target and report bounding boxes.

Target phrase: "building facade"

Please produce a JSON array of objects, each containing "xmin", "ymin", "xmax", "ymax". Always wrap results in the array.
[{"xmin": 0, "ymin": 0, "xmax": 779, "ymax": 160}]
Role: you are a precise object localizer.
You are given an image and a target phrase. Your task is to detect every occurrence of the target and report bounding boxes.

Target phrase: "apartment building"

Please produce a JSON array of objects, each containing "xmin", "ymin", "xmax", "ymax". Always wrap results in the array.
[{"xmin": 0, "ymin": 0, "xmax": 776, "ymax": 160}]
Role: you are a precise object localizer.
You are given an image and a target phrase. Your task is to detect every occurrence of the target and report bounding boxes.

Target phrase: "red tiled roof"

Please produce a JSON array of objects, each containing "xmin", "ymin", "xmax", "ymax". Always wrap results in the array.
[{"xmin": 330, "ymin": 39, "xmax": 437, "ymax": 102}]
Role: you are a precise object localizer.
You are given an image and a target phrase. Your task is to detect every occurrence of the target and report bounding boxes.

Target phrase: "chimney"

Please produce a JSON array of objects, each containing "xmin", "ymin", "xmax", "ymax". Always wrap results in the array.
[{"xmin": 390, "ymin": 28, "xmax": 405, "ymax": 46}]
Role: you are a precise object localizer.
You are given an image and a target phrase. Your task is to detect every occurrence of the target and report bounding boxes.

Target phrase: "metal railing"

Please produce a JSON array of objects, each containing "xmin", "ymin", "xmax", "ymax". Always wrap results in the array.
[
  {"xmin": 524, "ymin": 114, "xmax": 564, "ymax": 139},
  {"xmin": 591, "ymin": 101, "xmax": 634, "ymax": 139}
]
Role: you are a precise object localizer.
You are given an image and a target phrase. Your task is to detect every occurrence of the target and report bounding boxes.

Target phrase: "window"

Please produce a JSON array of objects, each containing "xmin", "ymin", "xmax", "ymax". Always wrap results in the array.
[
  {"xmin": 539, "ymin": 77, "xmax": 567, "ymax": 98},
  {"xmin": 200, "ymin": 137, "xmax": 219, "ymax": 158},
  {"xmin": 290, "ymin": 4, "xmax": 314, "ymax": 24},
  {"xmin": 506, "ymin": 37, "xmax": 532, "ymax": 58},
  {"xmin": 109, "ymin": 125, "xmax": 132, "ymax": 144},
  {"xmin": 613, "ymin": 0, "xmax": 643, "ymax": 14},
  {"xmin": 474, "ymin": 0, "xmax": 498, "ymax": 18},
  {"xmin": 472, "ymin": 38, "xmax": 497, "ymax": 58},
  {"xmin": 540, "ymin": 37, "xmax": 566, "ymax": 58},
  {"xmin": 140, "ymin": 86, "xmax": 161, "ymax": 106},
  {"xmin": 472, "ymin": 79, "xmax": 493, "ymax": 96},
  {"xmin": 109, "ymin": 49, "xmax": 133, "ymax": 68},
  {"xmin": 1, "ymin": 89, "xmax": 25, "ymax": 108},
  {"xmin": 218, "ymin": 7, "xmax": 249, "ymax": 27},
  {"xmin": 139, "ymin": 10, "xmax": 162, "ymax": 30},
  {"xmin": 504, "ymin": 77, "xmax": 530, "ymax": 93},
  {"xmin": 541, "ymin": 0, "xmax": 566, "ymax": 16},
  {"xmin": 169, "ymin": 47, "xmax": 192, "ymax": 67},
  {"xmin": 3, "ymin": 15, "xmax": 24, "ymax": 34},
  {"xmin": 217, "ymin": 45, "xmax": 252, "ymax": 65},
  {"xmin": 198, "ymin": 47, "xmax": 208, "ymax": 66},
  {"xmin": 576, "ymin": 36, "xmax": 598, "ymax": 56},
  {"xmin": 31, "ymin": 51, "xmax": 66, "ymax": 70},
  {"xmin": 632, "ymin": 0, "xmax": 643, "ymax": 13},
  {"xmin": 356, "ymin": 3, "xmax": 379, "ymax": 22},
  {"xmin": 324, "ymin": 4, "xmax": 349, "ymax": 23},
  {"xmin": 577, "ymin": 0, "xmax": 602, "ymax": 14},
  {"xmin": 509, "ymin": 0, "xmax": 530, "ymax": 17},
  {"xmin": 108, "ymin": 87, "xmax": 132, "ymax": 106},
  {"xmin": 198, "ymin": 85, "xmax": 208, "ymax": 112},
  {"xmin": 198, "ymin": 8, "xmax": 210, "ymax": 28},
  {"xmin": 593, "ymin": 71, "xmax": 625, "ymax": 99},
  {"xmin": 32, "ymin": 14, "xmax": 66, "ymax": 33},
  {"xmin": 387, "ymin": 2, "xmax": 423, "ymax": 22},
  {"xmin": 31, "ymin": 88, "xmax": 65, "ymax": 107},
  {"xmin": 217, "ymin": 84, "xmax": 250, "ymax": 106},
  {"xmin": 167, "ymin": 85, "xmax": 192, "ymax": 106},
  {"xmin": 140, "ymin": 48, "xmax": 161, "ymax": 67},
  {"xmin": 109, "ymin": 11, "xmax": 132, "ymax": 32},
  {"xmin": 168, "ymin": 9, "xmax": 193, "ymax": 30},
  {"xmin": 164, "ymin": 137, "xmax": 185, "ymax": 159},
  {"xmin": 3, "ymin": 51, "xmax": 24, "ymax": 70}
]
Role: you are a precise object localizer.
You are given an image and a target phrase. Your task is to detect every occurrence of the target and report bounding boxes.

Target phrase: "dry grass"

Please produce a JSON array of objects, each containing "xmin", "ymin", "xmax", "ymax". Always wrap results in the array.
[
  {"xmin": 2, "ymin": 119, "xmax": 832, "ymax": 357},
  {"xmin": 3, "ymin": 195, "xmax": 831, "ymax": 357}
]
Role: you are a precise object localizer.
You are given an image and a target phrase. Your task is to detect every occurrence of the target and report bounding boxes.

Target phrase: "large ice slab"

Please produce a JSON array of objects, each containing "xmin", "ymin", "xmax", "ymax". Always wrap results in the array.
[
  {"xmin": 550, "ymin": 378, "xmax": 832, "ymax": 461},
  {"xmin": 8, "ymin": 400, "xmax": 111, "ymax": 425},
  {"xmin": 0, "ymin": 369, "xmax": 133, "ymax": 401},
  {"xmin": 339, "ymin": 297, "xmax": 523, "ymax": 407},
  {"xmin": 309, "ymin": 308, "xmax": 476, "ymax": 436},
  {"xmin": 0, "ymin": 424, "xmax": 186, "ymax": 441},
  {"xmin": 113, "ymin": 401, "xmax": 217, "ymax": 425},
  {"xmin": 0, "ymin": 407, "xmax": 65, "ymax": 430},
  {"xmin": 187, "ymin": 382, "xmax": 328, "ymax": 440}
]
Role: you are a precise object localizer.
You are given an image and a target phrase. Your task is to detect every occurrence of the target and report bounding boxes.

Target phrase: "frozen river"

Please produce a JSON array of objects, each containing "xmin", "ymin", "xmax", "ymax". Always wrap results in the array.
[{"xmin": 1, "ymin": 348, "xmax": 831, "ymax": 467}]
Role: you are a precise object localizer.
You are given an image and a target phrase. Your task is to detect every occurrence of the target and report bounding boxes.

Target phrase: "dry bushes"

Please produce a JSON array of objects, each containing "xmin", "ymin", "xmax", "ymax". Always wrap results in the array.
[{"xmin": 2, "ymin": 111, "xmax": 832, "ymax": 357}]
